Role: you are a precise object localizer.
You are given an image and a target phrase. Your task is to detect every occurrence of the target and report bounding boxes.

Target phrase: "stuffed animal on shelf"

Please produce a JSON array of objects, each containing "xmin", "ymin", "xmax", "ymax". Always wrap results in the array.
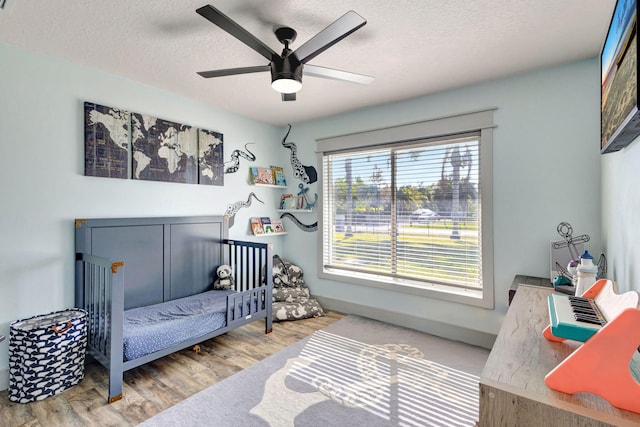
[{"xmin": 213, "ymin": 264, "xmax": 235, "ymax": 290}]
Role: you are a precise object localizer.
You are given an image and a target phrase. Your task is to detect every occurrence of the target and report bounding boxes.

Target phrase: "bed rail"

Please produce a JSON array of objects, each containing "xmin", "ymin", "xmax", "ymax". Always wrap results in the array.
[
  {"xmin": 75, "ymin": 253, "xmax": 125, "ymax": 403},
  {"xmin": 223, "ymin": 239, "xmax": 273, "ymax": 333}
]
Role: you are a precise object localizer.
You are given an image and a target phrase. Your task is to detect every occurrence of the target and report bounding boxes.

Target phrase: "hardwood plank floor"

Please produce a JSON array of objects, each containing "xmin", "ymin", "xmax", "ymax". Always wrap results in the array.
[{"xmin": 0, "ymin": 311, "xmax": 344, "ymax": 427}]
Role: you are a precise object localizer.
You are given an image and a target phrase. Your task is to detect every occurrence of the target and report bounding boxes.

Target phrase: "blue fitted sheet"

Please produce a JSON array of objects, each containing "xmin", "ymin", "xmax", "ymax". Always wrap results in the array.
[{"xmin": 123, "ymin": 290, "xmax": 235, "ymax": 361}]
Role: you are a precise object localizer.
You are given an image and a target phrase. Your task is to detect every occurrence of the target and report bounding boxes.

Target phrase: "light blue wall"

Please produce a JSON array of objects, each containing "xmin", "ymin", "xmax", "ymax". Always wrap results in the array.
[
  {"xmin": 0, "ymin": 39, "xmax": 605, "ymax": 389},
  {"xmin": 602, "ymin": 138, "xmax": 640, "ymax": 292},
  {"xmin": 281, "ymin": 58, "xmax": 602, "ymax": 340},
  {"xmin": 0, "ymin": 42, "xmax": 284, "ymax": 388}
]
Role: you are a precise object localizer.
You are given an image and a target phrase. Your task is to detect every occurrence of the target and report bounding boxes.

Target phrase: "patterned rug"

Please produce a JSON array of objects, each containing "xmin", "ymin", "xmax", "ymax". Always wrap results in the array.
[{"xmin": 138, "ymin": 315, "xmax": 489, "ymax": 427}]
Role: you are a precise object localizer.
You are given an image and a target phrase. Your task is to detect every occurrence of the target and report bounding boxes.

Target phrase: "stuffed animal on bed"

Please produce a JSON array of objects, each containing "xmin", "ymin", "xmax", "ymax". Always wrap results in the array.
[{"xmin": 213, "ymin": 264, "xmax": 235, "ymax": 290}]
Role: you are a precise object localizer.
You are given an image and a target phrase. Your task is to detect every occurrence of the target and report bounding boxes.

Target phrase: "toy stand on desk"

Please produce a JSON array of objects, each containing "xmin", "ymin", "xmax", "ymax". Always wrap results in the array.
[{"xmin": 542, "ymin": 280, "xmax": 640, "ymax": 414}]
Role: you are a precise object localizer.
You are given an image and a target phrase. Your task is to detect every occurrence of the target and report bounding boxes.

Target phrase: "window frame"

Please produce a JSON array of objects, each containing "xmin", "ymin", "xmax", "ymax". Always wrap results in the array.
[{"xmin": 316, "ymin": 108, "xmax": 495, "ymax": 309}]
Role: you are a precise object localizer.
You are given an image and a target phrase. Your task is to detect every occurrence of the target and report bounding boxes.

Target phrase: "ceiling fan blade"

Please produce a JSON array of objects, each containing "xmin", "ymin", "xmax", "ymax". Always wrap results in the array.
[
  {"xmin": 196, "ymin": 5, "xmax": 277, "ymax": 61},
  {"xmin": 293, "ymin": 10, "xmax": 366, "ymax": 64},
  {"xmin": 303, "ymin": 64, "xmax": 374, "ymax": 85},
  {"xmin": 197, "ymin": 65, "xmax": 271, "ymax": 78},
  {"xmin": 282, "ymin": 93, "xmax": 296, "ymax": 101}
]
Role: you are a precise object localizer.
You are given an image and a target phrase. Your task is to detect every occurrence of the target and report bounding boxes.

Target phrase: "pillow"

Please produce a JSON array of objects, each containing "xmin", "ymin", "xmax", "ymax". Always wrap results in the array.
[
  {"xmin": 272, "ymin": 255, "xmax": 306, "ymax": 288},
  {"xmin": 272, "ymin": 286, "xmax": 310, "ymax": 303},
  {"xmin": 269, "ymin": 255, "xmax": 326, "ymax": 321},
  {"xmin": 273, "ymin": 255, "xmax": 307, "ymax": 288},
  {"xmin": 273, "ymin": 298, "xmax": 325, "ymax": 322}
]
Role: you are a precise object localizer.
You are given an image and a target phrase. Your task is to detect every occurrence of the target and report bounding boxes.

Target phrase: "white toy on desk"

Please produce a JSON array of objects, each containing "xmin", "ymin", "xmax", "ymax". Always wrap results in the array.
[{"xmin": 574, "ymin": 250, "xmax": 598, "ymax": 296}]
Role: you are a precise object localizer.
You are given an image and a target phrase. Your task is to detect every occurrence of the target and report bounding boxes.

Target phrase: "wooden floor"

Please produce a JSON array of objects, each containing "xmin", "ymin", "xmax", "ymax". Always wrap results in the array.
[{"xmin": 0, "ymin": 311, "xmax": 344, "ymax": 427}]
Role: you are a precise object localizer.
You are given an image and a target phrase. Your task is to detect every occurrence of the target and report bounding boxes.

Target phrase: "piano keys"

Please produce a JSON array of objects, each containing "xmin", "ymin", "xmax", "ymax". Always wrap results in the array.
[
  {"xmin": 548, "ymin": 294, "xmax": 603, "ymax": 342},
  {"xmin": 567, "ymin": 296, "xmax": 605, "ymax": 325},
  {"xmin": 546, "ymin": 279, "xmax": 639, "ymax": 342}
]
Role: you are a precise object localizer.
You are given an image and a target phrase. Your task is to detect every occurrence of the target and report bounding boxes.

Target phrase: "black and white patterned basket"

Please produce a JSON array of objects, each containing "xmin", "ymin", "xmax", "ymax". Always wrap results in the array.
[{"xmin": 8, "ymin": 308, "xmax": 88, "ymax": 403}]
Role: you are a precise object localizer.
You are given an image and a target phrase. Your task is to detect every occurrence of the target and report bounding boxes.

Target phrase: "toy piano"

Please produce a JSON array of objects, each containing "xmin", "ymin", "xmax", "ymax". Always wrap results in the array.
[
  {"xmin": 546, "ymin": 279, "xmax": 639, "ymax": 342},
  {"xmin": 543, "ymin": 279, "xmax": 640, "ymax": 414}
]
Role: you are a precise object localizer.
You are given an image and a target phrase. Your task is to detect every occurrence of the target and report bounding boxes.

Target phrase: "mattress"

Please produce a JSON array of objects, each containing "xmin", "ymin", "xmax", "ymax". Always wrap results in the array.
[{"xmin": 122, "ymin": 290, "xmax": 235, "ymax": 361}]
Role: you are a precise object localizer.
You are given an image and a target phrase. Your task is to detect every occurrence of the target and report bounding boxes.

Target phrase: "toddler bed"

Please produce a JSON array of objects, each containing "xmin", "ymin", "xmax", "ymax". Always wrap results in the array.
[{"xmin": 74, "ymin": 215, "xmax": 272, "ymax": 403}]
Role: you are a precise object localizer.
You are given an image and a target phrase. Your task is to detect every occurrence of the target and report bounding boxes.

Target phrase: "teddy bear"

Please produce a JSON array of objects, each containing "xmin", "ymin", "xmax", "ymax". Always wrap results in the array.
[{"xmin": 213, "ymin": 264, "xmax": 235, "ymax": 290}]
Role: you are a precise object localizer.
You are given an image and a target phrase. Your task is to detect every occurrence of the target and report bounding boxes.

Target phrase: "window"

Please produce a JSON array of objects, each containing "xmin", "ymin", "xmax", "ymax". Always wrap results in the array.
[{"xmin": 317, "ymin": 109, "xmax": 494, "ymax": 308}]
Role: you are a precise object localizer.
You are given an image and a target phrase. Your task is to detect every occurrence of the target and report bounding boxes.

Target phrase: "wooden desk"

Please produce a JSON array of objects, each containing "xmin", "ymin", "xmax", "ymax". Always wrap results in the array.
[
  {"xmin": 508, "ymin": 274, "xmax": 552, "ymax": 305},
  {"xmin": 479, "ymin": 285, "xmax": 640, "ymax": 427}
]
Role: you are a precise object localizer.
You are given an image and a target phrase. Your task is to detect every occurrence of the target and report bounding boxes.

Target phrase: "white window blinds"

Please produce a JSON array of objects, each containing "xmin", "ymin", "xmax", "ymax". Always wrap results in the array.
[{"xmin": 321, "ymin": 133, "xmax": 482, "ymax": 290}]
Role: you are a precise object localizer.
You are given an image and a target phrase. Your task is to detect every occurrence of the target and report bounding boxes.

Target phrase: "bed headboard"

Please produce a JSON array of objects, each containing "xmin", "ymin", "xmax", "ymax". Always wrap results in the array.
[{"xmin": 75, "ymin": 216, "xmax": 229, "ymax": 310}]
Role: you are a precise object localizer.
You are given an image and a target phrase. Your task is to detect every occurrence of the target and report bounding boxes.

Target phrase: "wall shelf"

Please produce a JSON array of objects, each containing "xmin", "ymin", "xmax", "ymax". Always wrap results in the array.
[
  {"xmin": 276, "ymin": 209, "xmax": 314, "ymax": 213},
  {"xmin": 252, "ymin": 183, "xmax": 287, "ymax": 189},
  {"xmin": 252, "ymin": 232, "xmax": 288, "ymax": 237}
]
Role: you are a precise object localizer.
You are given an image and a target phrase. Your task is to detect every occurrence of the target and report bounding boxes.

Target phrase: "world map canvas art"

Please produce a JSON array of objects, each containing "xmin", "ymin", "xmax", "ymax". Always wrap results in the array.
[
  {"xmin": 83, "ymin": 101, "xmax": 225, "ymax": 186},
  {"xmin": 198, "ymin": 128, "xmax": 224, "ymax": 186},
  {"xmin": 84, "ymin": 102, "xmax": 129, "ymax": 179},
  {"xmin": 131, "ymin": 113, "xmax": 198, "ymax": 184}
]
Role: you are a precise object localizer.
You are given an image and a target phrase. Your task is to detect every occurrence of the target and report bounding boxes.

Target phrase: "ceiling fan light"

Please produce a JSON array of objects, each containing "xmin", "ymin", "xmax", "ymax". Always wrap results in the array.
[
  {"xmin": 271, "ymin": 55, "xmax": 303, "ymax": 94},
  {"xmin": 271, "ymin": 77, "xmax": 302, "ymax": 94}
]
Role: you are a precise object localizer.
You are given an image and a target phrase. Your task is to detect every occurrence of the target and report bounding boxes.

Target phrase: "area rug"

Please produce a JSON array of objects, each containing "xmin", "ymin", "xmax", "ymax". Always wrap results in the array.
[{"xmin": 138, "ymin": 315, "xmax": 490, "ymax": 427}]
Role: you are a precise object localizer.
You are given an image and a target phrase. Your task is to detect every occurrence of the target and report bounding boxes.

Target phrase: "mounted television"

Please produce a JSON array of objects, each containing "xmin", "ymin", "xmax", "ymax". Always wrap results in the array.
[{"xmin": 601, "ymin": 0, "xmax": 640, "ymax": 153}]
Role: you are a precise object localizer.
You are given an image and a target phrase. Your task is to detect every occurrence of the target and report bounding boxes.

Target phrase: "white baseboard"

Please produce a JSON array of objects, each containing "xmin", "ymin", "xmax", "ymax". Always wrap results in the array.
[
  {"xmin": 0, "ymin": 368, "xmax": 8, "ymax": 391},
  {"xmin": 316, "ymin": 296, "xmax": 496, "ymax": 349}
]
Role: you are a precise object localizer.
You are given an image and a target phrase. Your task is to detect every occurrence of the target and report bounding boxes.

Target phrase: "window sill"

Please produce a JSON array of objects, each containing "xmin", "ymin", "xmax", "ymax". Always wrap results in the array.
[{"xmin": 319, "ymin": 268, "xmax": 492, "ymax": 309}]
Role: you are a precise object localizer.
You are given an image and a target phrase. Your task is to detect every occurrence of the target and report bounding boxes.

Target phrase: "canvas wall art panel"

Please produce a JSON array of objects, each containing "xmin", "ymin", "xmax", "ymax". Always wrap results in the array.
[
  {"xmin": 131, "ymin": 113, "xmax": 197, "ymax": 184},
  {"xmin": 198, "ymin": 128, "xmax": 224, "ymax": 186},
  {"xmin": 84, "ymin": 102, "xmax": 129, "ymax": 178}
]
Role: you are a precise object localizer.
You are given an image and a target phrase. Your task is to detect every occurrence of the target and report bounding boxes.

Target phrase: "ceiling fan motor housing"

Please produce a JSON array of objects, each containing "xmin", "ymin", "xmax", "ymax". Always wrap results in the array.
[{"xmin": 271, "ymin": 51, "xmax": 303, "ymax": 92}]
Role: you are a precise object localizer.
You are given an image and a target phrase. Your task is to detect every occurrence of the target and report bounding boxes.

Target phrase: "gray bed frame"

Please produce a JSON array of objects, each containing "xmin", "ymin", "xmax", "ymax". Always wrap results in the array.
[{"xmin": 74, "ymin": 215, "xmax": 273, "ymax": 403}]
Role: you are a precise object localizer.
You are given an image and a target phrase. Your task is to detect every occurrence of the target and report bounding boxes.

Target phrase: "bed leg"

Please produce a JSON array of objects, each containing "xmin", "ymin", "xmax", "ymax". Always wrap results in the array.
[
  {"xmin": 108, "ymin": 393, "xmax": 123, "ymax": 404},
  {"xmin": 108, "ymin": 368, "xmax": 124, "ymax": 404},
  {"xmin": 265, "ymin": 317, "xmax": 272, "ymax": 334}
]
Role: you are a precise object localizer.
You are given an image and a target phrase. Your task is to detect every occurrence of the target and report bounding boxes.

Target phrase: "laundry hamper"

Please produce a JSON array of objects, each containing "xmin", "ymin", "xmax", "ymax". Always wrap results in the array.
[{"xmin": 8, "ymin": 308, "xmax": 88, "ymax": 403}]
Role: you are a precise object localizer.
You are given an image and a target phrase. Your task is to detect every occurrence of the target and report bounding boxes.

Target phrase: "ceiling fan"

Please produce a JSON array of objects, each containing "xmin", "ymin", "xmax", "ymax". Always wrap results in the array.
[{"xmin": 195, "ymin": 4, "xmax": 374, "ymax": 101}]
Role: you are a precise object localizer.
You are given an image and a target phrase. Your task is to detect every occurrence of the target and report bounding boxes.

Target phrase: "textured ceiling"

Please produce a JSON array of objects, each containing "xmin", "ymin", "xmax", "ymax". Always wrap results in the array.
[{"xmin": 0, "ymin": 0, "xmax": 615, "ymax": 125}]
